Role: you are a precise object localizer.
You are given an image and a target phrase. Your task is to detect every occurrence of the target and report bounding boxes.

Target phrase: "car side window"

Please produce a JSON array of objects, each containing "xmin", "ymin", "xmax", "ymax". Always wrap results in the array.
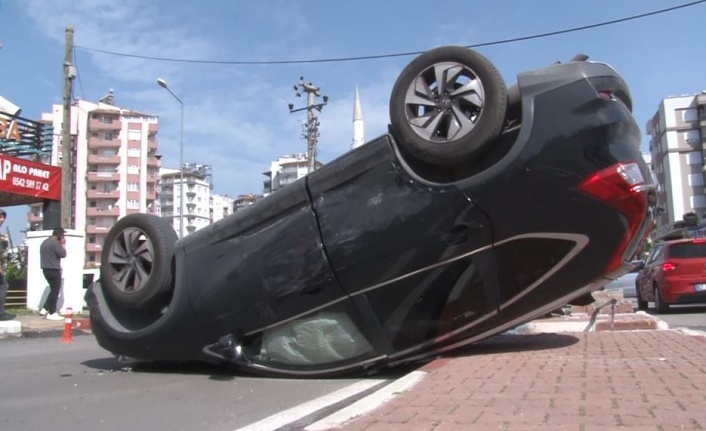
[
  {"xmin": 647, "ymin": 245, "xmax": 663, "ymax": 264},
  {"xmin": 239, "ymin": 303, "xmax": 378, "ymax": 370}
]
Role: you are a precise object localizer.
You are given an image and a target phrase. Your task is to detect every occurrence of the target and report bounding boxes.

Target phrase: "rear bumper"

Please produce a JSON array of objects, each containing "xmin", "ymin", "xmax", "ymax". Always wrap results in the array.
[
  {"xmin": 672, "ymin": 291, "xmax": 706, "ymax": 305},
  {"xmin": 662, "ymin": 283, "xmax": 706, "ymax": 304}
]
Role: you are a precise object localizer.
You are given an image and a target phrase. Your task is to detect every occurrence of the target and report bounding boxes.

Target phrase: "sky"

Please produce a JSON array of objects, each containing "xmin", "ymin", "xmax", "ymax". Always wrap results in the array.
[{"xmin": 1, "ymin": 0, "xmax": 705, "ymax": 243}]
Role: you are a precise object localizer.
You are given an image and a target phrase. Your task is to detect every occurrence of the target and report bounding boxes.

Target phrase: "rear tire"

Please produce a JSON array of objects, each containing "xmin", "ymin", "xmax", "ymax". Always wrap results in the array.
[
  {"xmin": 636, "ymin": 284, "xmax": 647, "ymax": 310},
  {"xmin": 389, "ymin": 46, "xmax": 507, "ymax": 166},
  {"xmin": 654, "ymin": 285, "xmax": 669, "ymax": 314}
]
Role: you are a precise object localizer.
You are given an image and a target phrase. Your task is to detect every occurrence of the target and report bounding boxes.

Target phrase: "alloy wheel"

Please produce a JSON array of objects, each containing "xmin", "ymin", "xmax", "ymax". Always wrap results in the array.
[
  {"xmin": 404, "ymin": 61, "xmax": 485, "ymax": 143},
  {"xmin": 106, "ymin": 227, "xmax": 155, "ymax": 294}
]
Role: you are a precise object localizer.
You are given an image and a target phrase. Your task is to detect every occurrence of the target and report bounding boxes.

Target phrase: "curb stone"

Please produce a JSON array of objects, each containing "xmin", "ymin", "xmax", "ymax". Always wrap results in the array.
[{"xmin": 508, "ymin": 312, "xmax": 668, "ymax": 334}]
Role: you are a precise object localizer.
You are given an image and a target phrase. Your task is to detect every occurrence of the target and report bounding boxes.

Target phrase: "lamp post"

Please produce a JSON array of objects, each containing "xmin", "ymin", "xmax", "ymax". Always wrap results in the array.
[{"xmin": 157, "ymin": 78, "xmax": 184, "ymax": 239}]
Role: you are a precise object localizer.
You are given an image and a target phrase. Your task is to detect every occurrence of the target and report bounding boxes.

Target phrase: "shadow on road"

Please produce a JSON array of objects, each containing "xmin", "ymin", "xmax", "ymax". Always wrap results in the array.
[
  {"xmin": 81, "ymin": 356, "xmax": 243, "ymax": 381},
  {"xmin": 80, "ymin": 355, "xmax": 414, "ymax": 382},
  {"xmin": 449, "ymin": 333, "xmax": 580, "ymax": 358},
  {"xmin": 648, "ymin": 304, "xmax": 706, "ymax": 315}
]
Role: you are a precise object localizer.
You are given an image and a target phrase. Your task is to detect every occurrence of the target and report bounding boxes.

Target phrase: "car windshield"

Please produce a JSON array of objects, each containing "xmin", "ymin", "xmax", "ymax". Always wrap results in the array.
[{"xmin": 668, "ymin": 242, "xmax": 706, "ymax": 259}]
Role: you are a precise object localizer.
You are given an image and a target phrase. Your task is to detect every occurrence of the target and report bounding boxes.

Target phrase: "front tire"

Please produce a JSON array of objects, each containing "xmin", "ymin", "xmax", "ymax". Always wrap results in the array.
[
  {"xmin": 389, "ymin": 46, "xmax": 507, "ymax": 166},
  {"xmin": 100, "ymin": 214, "xmax": 178, "ymax": 309}
]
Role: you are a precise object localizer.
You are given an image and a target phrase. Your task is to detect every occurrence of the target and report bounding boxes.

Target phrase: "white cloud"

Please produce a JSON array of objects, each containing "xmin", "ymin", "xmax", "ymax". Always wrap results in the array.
[
  {"xmin": 19, "ymin": 0, "xmax": 403, "ymax": 197},
  {"xmin": 22, "ymin": 0, "xmax": 216, "ymax": 84}
]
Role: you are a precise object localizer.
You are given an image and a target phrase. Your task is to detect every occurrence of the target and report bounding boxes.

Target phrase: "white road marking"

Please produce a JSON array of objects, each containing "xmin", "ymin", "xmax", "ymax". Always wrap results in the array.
[
  {"xmin": 305, "ymin": 370, "xmax": 427, "ymax": 430},
  {"xmin": 233, "ymin": 379, "xmax": 386, "ymax": 431}
]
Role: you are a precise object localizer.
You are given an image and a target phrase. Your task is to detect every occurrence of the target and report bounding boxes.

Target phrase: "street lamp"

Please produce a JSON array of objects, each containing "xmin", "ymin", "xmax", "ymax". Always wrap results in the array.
[{"xmin": 157, "ymin": 77, "xmax": 185, "ymax": 239}]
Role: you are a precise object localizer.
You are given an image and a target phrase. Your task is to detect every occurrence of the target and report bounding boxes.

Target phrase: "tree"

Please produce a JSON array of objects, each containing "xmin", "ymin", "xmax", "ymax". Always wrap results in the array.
[{"xmin": 3, "ymin": 249, "xmax": 26, "ymax": 281}]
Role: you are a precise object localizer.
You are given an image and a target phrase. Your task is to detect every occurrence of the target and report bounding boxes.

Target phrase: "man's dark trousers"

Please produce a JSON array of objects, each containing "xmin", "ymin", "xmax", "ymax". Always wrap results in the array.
[{"xmin": 42, "ymin": 269, "xmax": 62, "ymax": 314}]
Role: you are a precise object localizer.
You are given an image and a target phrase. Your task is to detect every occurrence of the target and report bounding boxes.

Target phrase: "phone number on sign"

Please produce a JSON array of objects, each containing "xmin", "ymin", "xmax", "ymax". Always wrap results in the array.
[{"xmin": 12, "ymin": 176, "xmax": 50, "ymax": 191}]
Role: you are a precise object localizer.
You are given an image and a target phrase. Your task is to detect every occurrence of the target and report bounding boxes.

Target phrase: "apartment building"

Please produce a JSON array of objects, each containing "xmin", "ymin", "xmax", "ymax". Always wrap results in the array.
[
  {"xmin": 262, "ymin": 153, "xmax": 322, "ymax": 195},
  {"xmin": 158, "ymin": 165, "xmax": 211, "ymax": 237},
  {"xmin": 233, "ymin": 194, "xmax": 262, "ymax": 212},
  {"xmin": 210, "ymin": 193, "xmax": 233, "ymax": 223},
  {"xmin": 646, "ymin": 91, "xmax": 706, "ymax": 238},
  {"xmin": 34, "ymin": 91, "xmax": 160, "ymax": 265}
]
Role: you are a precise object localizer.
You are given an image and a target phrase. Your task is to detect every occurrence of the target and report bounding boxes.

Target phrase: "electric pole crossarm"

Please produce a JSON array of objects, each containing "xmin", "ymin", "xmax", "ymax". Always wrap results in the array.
[{"xmin": 287, "ymin": 77, "xmax": 329, "ymax": 174}]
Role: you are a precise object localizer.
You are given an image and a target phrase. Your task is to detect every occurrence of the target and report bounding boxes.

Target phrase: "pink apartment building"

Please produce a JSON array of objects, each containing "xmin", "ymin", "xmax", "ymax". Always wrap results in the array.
[{"xmin": 31, "ymin": 91, "xmax": 160, "ymax": 267}]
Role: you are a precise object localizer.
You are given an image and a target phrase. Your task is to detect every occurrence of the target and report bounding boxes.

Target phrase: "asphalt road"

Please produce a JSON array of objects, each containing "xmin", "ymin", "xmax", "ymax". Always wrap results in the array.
[
  {"xmin": 0, "ymin": 336, "xmax": 392, "ymax": 431},
  {"xmin": 648, "ymin": 303, "xmax": 706, "ymax": 332}
]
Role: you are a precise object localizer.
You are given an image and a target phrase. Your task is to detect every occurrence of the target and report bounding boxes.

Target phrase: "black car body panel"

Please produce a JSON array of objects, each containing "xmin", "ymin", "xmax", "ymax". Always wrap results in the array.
[{"xmin": 87, "ymin": 55, "xmax": 653, "ymax": 377}]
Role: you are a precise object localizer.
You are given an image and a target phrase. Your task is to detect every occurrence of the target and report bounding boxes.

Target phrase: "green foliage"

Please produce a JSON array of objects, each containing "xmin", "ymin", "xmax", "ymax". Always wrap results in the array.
[{"xmin": 3, "ymin": 251, "xmax": 26, "ymax": 280}]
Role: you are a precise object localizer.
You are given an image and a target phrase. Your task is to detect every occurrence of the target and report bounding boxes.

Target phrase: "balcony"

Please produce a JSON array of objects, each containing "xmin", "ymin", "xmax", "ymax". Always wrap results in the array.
[
  {"xmin": 186, "ymin": 191, "xmax": 196, "ymax": 199},
  {"xmin": 27, "ymin": 212, "xmax": 43, "ymax": 223},
  {"xmin": 147, "ymin": 156, "xmax": 160, "ymax": 167},
  {"xmin": 87, "ymin": 172, "xmax": 121, "ymax": 182},
  {"xmin": 148, "ymin": 138, "xmax": 158, "ymax": 149},
  {"xmin": 186, "ymin": 225, "xmax": 197, "ymax": 232},
  {"xmin": 86, "ymin": 225, "xmax": 111, "ymax": 235},
  {"xmin": 87, "ymin": 190, "xmax": 120, "ymax": 199},
  {"xmin": 88, "ymin": 154, "xmax": 121, "ymax": 165},
  {"xmin": 86, "ymin": 207, "xmax": 120, "ymax": 217},
  {"xmin": 85, "ymin": 243, "xmax": 102, "ymax": 253},
  {"xmin": 88, "ymin": 118, "xmax": 121, "ymax": 131},
  {"xmin": 88, "ymin": 137, "xmax": 121, "ymax": 148}
]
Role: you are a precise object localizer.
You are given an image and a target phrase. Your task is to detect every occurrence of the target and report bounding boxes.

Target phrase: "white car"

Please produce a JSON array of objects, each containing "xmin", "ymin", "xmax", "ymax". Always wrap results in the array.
[{"xmin": 604, "ymin": 261, "xmax": 644, "ymax": 298}]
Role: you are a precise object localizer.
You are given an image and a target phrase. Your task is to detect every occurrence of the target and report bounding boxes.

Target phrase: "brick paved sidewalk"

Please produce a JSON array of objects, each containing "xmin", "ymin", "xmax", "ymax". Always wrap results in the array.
[{"xmin": 327, "ymin": 330, "xmax": 706, "ymax": 431}]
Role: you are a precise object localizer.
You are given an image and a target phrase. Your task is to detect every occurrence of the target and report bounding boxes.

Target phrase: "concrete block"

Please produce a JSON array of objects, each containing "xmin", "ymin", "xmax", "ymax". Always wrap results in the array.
[{"xmin": 0, "ymin": 320, "xmax": 22, "ymax": 337}]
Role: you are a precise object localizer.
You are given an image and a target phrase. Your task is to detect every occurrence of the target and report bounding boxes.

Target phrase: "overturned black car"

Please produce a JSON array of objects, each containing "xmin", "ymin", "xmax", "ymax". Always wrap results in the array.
[{"xmin": 87, "ymin": 46, "xmax": 653, "ymax": 377}]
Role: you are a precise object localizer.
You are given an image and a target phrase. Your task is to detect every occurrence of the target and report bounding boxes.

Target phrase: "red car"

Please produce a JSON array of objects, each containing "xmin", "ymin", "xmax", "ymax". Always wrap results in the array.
[{"xmin": 635, "ymin": 238, "xmax": 706, "ymax": 313}]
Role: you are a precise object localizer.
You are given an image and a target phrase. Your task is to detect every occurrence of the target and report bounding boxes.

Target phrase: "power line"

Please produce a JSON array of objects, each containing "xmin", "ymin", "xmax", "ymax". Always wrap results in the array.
[{"xmin": 74, "ymin": 0, "xmax": 705, "ymax": 66}]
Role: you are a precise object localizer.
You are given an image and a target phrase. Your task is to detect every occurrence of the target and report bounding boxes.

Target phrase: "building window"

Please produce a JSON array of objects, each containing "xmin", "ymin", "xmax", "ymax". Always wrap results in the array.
[
  {"xmin": 127, "ymin": 200, "xmax": 139, "ymax": 209},
  {"xmin": 682, "ymin": 109, "xmax": 698, "ymax": 123},
  {"xmin": 687, "ymin": 152, "xmax": 702, "ymax": 165},
  {"xmin": 688, "ymin": 174, "xmax": 704, "ymax": 187},
  {"xmin": 128, "ymin": 130, "xmax": 142, "ymax": 141},
  {"xmin": 103, "ymin": 131, "xmax": 117, "ymax": 140},
  {"xmin": 92, "ymin": 113, "xmax": 114, "ymax": 123},
  {"xmin": 691, "ymin": 195, "xmax": 706, "ymax": 209},
  {"xmin": 683, "ymin": 130, "xmax": 700, "ymax": 145}
]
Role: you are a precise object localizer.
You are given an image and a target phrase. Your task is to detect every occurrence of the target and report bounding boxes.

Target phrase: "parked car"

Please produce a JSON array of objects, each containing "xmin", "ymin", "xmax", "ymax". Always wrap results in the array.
[
  {"xmin": 87, "ymin": 46, "xmax": 653, "ymax": 377},
  {"xmin": 635, "ymin": 238, "xmax": 706, "ymax": 313},
  {"xmin": 604, "ymin": 260, "xmax": 644, "ymax": 298}
]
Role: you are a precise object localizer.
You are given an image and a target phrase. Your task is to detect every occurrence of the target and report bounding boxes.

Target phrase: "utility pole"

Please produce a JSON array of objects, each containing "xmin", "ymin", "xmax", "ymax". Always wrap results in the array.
[
  {"xmin": 288, "ymin": 77, "xmax": 328, "ymax": 173},
  {"xmin": 61, "ymin": 26, "xmax": 75, "ymax": 229}
]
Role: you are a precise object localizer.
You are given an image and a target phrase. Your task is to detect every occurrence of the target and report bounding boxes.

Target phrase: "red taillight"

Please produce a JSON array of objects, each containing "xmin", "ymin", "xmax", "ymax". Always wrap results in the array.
[
  {"xmin": 661, "ymin": 262, "xmax": 678, "ymax": 272},
  {"xmin": 578, "ymin": 162, "xmax": 648, "ymax": 273},
  {"xmin": 693, "ymin": 238, "xmax": 706, "ymax": 244}
]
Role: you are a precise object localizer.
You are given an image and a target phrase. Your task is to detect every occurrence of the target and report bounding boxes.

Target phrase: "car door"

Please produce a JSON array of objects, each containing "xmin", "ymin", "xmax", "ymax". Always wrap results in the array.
[
  {"xmin": 307, "ymin": 135, "xmax": 497, "ymax": 353},
  {"xmin": 181, "ymin": 180, "xmax": 349, "ymax": 338},
  {"xmin": 637, "ymin": 244, "xmax": 663, "ymax": 301}
]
